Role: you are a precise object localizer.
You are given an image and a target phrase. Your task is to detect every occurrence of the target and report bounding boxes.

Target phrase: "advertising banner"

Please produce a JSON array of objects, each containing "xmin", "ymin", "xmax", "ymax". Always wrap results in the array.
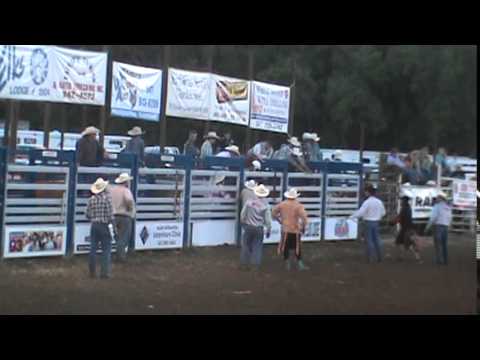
[
  {"xmin": 192, "ymin": 220, "xmax": 236, "ymax": 247},
  {"xmin": 166, "ymin": 68, "xmax": 211, "ymax": 121},
  {"xmin": 210, "ymin": 74, "xmax": 250, "ymax": 126},
  {"xmin": 324, "ymin": 218, "xmax": 358, "ymax": 241},
  {"xmin": 74, "ymin": 223, "xmax": 117, "ymax": 255},
  {"xmin": 135, "ymin": 222, "xmax": 183, "ymax": 251},
  {"xmin": 265, "ymin": 218, "xmax": 322, "ymax": 244},
  {"xmin": 403, "ymin": 186, "xmax": 439, "ymax": 219},
  {"xmin": 3, "ymin": 225, "xmax": 66, "ymax": 259},
  {"xmin": 111, "ymin": 62, "xmax": 162, "ymax": 121},
  {"xmin": 250, "ymin": 81, "xmax": 290, "ymax": 134},
  {"xmin": 452, "ymin": 180, "xmax": 477, "ymax": 208},
  {"xmin": 0, "ymin": 45, "xmax": 107, "ymax": 106}
]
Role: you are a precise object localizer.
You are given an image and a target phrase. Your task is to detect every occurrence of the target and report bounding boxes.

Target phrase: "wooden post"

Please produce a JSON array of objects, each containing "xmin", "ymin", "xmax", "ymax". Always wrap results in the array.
[
  {"xmin": 7, "ymin": 100, "xmax": 18, "ymax": 162},
  {"xmin": 245, "ymin": 45, "xmax": 255, "ymax": 151},
  {"xmin": 43, "ymin": 103, "xmax": 52, "ymax": 149},
  {"xmin": 99, "ymin": 45, "xmax": 112, "ymax": 147},
  {"xmin": 203, "ymin": 45, "xmax": 215, "ymax": 136},
  {"xmin": 160, "ymin": 45, "xmax": 171, "ymax": 149}
]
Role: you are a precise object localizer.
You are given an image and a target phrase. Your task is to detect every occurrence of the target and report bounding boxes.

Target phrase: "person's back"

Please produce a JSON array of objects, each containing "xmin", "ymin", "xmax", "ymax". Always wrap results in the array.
[
  {"xmin": 241, "ymin": 188, "xmax": 257, "ymax": 207},
  {"xmin": 109, "ymin": 185, "xmax": 135, "ymax": 218},
  {"xmin": 125, "ymin": 136, "xmax": 145, "ymax": 164},
  {"xmin": 273, "ymin": 199, "xmax": 308, "ymax": 234},
  {"xmin": 201, "ymin": 140, "xmax": 213, "ymax": 159},
  {"xmin": 77, "ymin": 136, "xmax": 102, "ymax": 167},
  {"xmin": 241, "ymin": 198, "xmax": 271, "ymax": 228}
]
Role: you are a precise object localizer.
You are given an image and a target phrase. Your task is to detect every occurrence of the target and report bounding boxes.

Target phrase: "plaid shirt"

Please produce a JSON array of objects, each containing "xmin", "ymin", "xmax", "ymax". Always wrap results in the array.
[{"xmin": 86, "ymin": 192, "xmax": 114, "ymax": 224}]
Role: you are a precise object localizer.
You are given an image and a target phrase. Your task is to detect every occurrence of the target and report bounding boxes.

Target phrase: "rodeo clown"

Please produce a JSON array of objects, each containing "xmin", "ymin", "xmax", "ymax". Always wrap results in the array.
[{"xmin": 272, "ymin": 188, "xmax": 310, "ymax": 271}]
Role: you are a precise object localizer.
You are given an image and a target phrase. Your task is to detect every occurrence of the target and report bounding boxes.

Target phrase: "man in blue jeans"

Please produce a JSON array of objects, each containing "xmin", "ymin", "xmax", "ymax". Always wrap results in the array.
[
  {"xmin": 86, "ymin": 178, "xmax": 115, "ymax": 279},
  {"xmin": 426, "ymin": 191, "xmax": 452, "ymax": 265},
  {"xmin": 350, "ymin": 185, "xmax": 386, "ymax": 263}
]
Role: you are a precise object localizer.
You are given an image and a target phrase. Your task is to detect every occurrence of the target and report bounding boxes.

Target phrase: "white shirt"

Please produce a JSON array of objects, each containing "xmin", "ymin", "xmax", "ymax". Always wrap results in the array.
[
  {"xmin": 216, "ymin": 151, "xmax": 232, "ymax": 158},
  {"xmin": 351, "ymin": 196, "xmax": 386, "ymax": 222}
]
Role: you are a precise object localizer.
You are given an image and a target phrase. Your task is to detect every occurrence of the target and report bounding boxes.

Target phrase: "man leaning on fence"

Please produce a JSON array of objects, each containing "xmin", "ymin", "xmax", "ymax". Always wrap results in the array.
[
  {"xmin": 86, "ymin": 178, "xmax": 116, "ymax": 279},
  {"xmin": 110, "ymin": 173, "xmax": 136, "ymax": 263}
]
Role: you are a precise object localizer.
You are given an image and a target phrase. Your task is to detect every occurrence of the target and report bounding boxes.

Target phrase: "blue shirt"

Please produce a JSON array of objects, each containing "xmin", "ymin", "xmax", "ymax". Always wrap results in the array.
[{"xmin": 428, "ymin": 201, "xmax": 452, "ymax": 227}]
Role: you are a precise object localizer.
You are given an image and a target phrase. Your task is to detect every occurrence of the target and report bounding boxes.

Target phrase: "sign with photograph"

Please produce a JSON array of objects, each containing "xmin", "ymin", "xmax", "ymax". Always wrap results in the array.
[
  {"xmin": 74, "ymin": 223, "xmax": 117, "ymax": 255},
  {"xmin": 250, "ymin": 81, "xmax": 290, "ymax": 134},
  {"xmin": 166, "ymin": 68, "xmax": 211, "ymax": 121},
  {"xmin": 3, "ymin": 226, "xmax": 66, "ymax": 259},
  {"xmin": 135, "ymin": 222, "xmax": 183, "ymax": 251},
  {"xmin": 452, "ymin": 180, "xmax": 477, "ymax": 208},
  {"xmin": 111, "ymin": 62, "xmax": 163, "ymax": 121},
  {"xmin": 324, "ymin": 218, "xmax": 358, "ymax": 241},
  {"xmin": 209, "ymin": 74, "xmax": 250, "ymax": 127}
]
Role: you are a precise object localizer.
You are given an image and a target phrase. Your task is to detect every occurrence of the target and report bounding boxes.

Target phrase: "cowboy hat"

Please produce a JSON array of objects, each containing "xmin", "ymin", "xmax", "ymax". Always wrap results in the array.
[
  {"xmin": 115, "ymin": 173, "xmax": 133, "ymax": 184},
  {"xmin": 204, "ymin": 132, "xmax": 220, "ymax": 140},
  {"xmin": 254, "ymin": 184, "xmax": 270, "ymax": 198},
  {"xmin": 81, "ymin": 126, "xmax": 100, "ymax": 137},
  {"xmin": 225, "ymin": 145, "xmax": 240, "ymax": 156},
  {"xmin": 252, "ymin": 160, "xmax": 262, "ymax": 171},
  {"xmin": 288, "ymin": 137, "xmax": 301, "ymax": 147},
  {"xmin": 284, "ymin": 188, "xmax": 301, "ymax": 200},
  {"xmin": 91, "ymin": 178, "xmax": 109, "ymax": 195},
  {"xmin": 245, "ymin": 180, "xmax": 257, "ymax": 191},
  {"xmin": 128, "ymin": 126, "xmax": 144, "ymax": 136},
  {"xmin": 302, "ymin": 133, "xmax": 313, "ymax": 141},
  {"xmin": 436, "ymin": 191, "xmax": 448, "ymax": 200}
]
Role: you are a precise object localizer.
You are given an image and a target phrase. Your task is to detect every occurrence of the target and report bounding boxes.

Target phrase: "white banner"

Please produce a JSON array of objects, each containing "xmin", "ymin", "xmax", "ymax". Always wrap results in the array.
[
  {"xmin": 166, "ymin": 68, "xmax": 211, "ymax": 120},
  {"xmin": 74, "ymin": 223, "xmax": 117, "ymax": 254},
  {"xmin": 265, "ymin": 218, "xmax": 322, "ymax": 244},
  {"xmin": 210, "ymin": 74, "xmax": 250, "ymax": 127},
  {"xmin": 250, "ymin": 81, "xmax": 290, "ymax": 134},
  {"xmin": 192, "ymin": 220, "xmax": 237, "ymax": 247},
  {"xmin": 51, "ymin": 46, "xmax": 107, "ymax": 106},
  {"xmin": 135, "ymin": 222, "xmax": 183, "ymax": 251},
  {"xmin": 0, "ymin": 45, "xmax": 107, "ymax": 106},
  {"xmin": 3, "ymin": 225, "xmax": 66, "ymax": 259},
  {"xmin": 0, "ymin": 45, "xmax": 54, "ymax": 102},
  {"xmin": 111, "ymin": 62, "xmax": 162, "ymax": 121},
  {"xmin": 324, "ymin": 218, "xmax": 358, "ymax": 241},
  {"xmin": 452, "ymin": 180, "xmax": 477, "ymax": 208},
  {"xmin": 402, "ymin": 186, "xmax": 438, "ymax": 219}
]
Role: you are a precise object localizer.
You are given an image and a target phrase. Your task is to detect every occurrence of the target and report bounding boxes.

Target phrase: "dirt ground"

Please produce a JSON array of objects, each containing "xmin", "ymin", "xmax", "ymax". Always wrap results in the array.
[{"xmin": 0, "ymin": 234, "xmax": 477, "ymax": 315}]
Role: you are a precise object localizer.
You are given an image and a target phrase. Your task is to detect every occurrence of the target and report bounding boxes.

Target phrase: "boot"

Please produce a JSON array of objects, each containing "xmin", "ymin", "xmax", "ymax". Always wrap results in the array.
[{"xmin": 298, "ymin": 260, "xmax": 310, "ymax": 271}]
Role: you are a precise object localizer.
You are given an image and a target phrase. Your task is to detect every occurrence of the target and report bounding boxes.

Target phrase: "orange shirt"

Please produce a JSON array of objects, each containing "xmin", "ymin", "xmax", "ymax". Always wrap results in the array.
[{"xmin": 272, "ymin": 199, "xmax": 308, "ymax": 234}]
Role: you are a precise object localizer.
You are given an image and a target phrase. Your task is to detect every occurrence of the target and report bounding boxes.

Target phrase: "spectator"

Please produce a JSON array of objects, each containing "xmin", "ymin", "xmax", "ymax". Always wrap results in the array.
[
  {"xmin": 240, "ymin": 185, "xmax": 272, "ymax": 271},
  {"xmin": 110, "ymin": 173, "xmax": 136, "ymax": 263},
  {"xmin": 76, "ymin": 127, "xmax": 106, "ymax": 167},
  {"xmin": 418, "ymin": 147, "xmax": 433, "ymax": 181},
  {"xmin": 123, "ymin": 127, "xmax": 145, "ymax": 166},
  {"xmin": 425, "ymin": 191, "xmax": 452, "ymax": 266},
  {"xmin": 218, "ymin": 131, "xmax": 235, "ymax": 151},
  {"xmin": 200, "ymin": 132, "xmax": 220, "ymax": 159},
  {"xmin": 216, "ymin": 145, "xmax": 240, "ymax": 159},
  {"xmin": 86, "ymin": 178, "xmax": 115, "ymax": 279},
  {"xmin": 247, "ymin": 140, "xmax": 274, "ymax": 164},
  {"xmin": 387, "ymin": 148, "xmax": 406, "ymax": 169},
  {"xmin": 332, "ymin": 150, "xmax": 343, "ymax": 162},
  {"xmin": 183, "ymin": 130, "xmax": 200, "ymax": 157},
  {"xmin": 350, "ymin": 185, "xmax": 386, "ymax": 263},
  {"xmin": 434, "ymin": 147, "xmax": 449, "ymax": 175},
  {"xmin": 302, "ymin": 133, "xmax": 323, "ymax": 162},
  {"xmin": 273, "ymin": 137, "xmax": 311, "ymax": 173}
]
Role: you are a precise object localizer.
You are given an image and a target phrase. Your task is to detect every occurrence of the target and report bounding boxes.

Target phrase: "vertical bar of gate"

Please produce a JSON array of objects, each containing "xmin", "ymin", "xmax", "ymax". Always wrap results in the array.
[
  {"xmin": 320, "ymin": 165, "xmax": 328, "ymax": 242},
  {"xmin": 236, "ymin": 160, "xmax": 246, "ymax": 247},
  {"xmin": 0, "ymin": 147, "xmax": 7, "ymax": 259},
  {"xmin": 129, "ymin": 153, "xmax": 139, "ymax": 253},
  {"xmin": 182, "ymin": 157, "xmax": 193, "ymax": 249},
  {"xmin": 66, "ymin": 151, "xmax": 77, "ymax": 257}
]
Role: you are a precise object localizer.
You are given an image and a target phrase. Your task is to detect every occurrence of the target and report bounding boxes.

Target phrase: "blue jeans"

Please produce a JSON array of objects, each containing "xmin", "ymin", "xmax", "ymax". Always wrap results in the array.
[
  {"xmin": 365, "ymin": 221, "xmax": 382, "ymax": 263},
  {"xmin": 434, "ymin": 225, "xmax": 449, "ymax": 265},
  {"xmin": 240, "ymin": 225, "xmax": 264, "ymax": 266},
  {"xmin": 89, "ymin": 222, "xmax": 112, "ymax": 278},
  {"xmin": 114, "ymin": 215, "xmax": 133, "ymax": 261}
]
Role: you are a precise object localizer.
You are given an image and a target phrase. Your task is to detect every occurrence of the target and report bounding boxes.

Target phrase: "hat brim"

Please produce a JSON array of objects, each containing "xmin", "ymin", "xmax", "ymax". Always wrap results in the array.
[
  {"xmin": 91, "ymin": 183, "xmax": 108, "ymax": 194},
  {"xmin": 115, "ymin": 176, "xmax": 133, "ymax": 184},
  {"xmin": 284, "ymin": 192, "xmax": 300, "ymax": 200},
  {"xmin": 245, "ymin": 183, "xmax": 257, "ymax": 191},
  {"xmin": 255, "ymin": 190, "xmax": 270, "ymax": 198}
]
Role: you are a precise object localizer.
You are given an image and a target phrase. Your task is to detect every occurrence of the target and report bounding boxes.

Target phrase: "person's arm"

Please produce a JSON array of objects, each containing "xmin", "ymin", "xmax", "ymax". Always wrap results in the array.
[
  {"xmin": 264, "ymin": 205, "xmax": 272, "ymax": 233},
  {"xmin": 85, "ymin": 197, "xmax": 93, "ymax": 221},
  {"xmin": 124, "ymin": 188, "xmax": 135, "ymax": 212},
  {"xmin": 106, "ymin": 196, "xmax": 115, "ymax": 225},
  {"xmin": 351, "ymin": 200, "xmax": 368, "ymax": 220},
  {"xmin": 380, "ymin": 201, "xmax": 386, "ymax": 219},
  {"xmin": 272, "ymin": 204, "xmax": 281, "ymax": 223},
  {"xmin": 299, "ymin": 205, "xmax": 309, "ymax": 233},
  {"xmin": 240, "ymin": 203, "xmax": 249, "ymax": 224},
  {"xmin": 425, "ymin": 205, "xmax": 438, "ymax": 232}
]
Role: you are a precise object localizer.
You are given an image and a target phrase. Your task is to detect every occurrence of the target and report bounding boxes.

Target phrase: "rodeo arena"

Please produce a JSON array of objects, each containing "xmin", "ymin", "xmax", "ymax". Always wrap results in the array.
[{"xmin": 0, "ymin": 45, "xmax": 478, "ymax": 315}]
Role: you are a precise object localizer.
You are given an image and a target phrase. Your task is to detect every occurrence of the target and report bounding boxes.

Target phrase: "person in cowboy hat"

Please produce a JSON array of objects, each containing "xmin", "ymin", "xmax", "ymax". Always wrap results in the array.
[
  {"xmin": 123, "ymin": 126, "xmax": 145, "ymax": 166},
  {"xmin": 426, "ymin": 190, "xmax": 452, "ymax": 265},
  {"xmin": 85, "ymin": 178, "xmax": 115, "ymax": 279},
  {"xmin": 241, "ymin": 180, "xmax": 258, "ymax": 208},
  {"xmin": 76, "ymin": 126, "xmax": 106, "ymax": 167},
  {"xmin": 272, "ymin": 188, "xmax": 310, "ymax": 271},
  {"xmin": 240, "ymin": 185, "xmax": 272, "ymax": 271},
  {"xmin": 273, "ymin": 137, "xmax": 311, "ymax": 173},
  {"xmin": 390, "ymin": 190, "xmax": 422, "ymax": 263},
  {"xmin": 247, "ymin": 140, "xmax": 274, "ymax": 164},
  {"xmin": 218, "ymin": 130, "xmax": 236, "ymax": 152},
  {"xmin": 200, "ymin": 132, "xmax": 220, "ymax": 160},
  {"xmin": 110, "ymin": 173, "xmax": 136, "ymax": 262},
  {"xmin": 302, "ymin": 133, "xmax": 323, "ymax": 162}
]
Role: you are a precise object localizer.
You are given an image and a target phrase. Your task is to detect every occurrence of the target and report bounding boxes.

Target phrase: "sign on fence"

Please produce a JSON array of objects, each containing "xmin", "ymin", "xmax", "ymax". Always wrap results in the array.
[
  {"xmin": 74, "ymin": 223, "xmax": 117, "ymax": 254},
  {"xmin": 3, "ymin": 226, "xmax": 66, "ymax": 259},
  {"xmin": 111, "ymin": 62, "xmax": 163, "ymax": 121},
  {"xmin": 166, "ymin": 68, "xmax": 211, "ymax": 121},
  {"xmin": 135, "ymin": 222, "xmax": 183, "ymax": 251},
  {"xmin": 452, "ymin": 180, "xmax": 477, "ymax": 208},
  {"xmin": 0, "ymin": 45, "xmax": 108, "ymax": 106},
  {"xmin": 324, "ymin": 218, "xmax": 358, "ymax": 241},
  {"xmin": 250, "ymin": 81, "xmax": 290, "ymax": 134},
  {"xmin": 402, "ymin": 186, "xmax": 438, "ymax": 219},
  {"xmin": 209, "ymin": 74, "xmax": 250, "ymax": 127}
]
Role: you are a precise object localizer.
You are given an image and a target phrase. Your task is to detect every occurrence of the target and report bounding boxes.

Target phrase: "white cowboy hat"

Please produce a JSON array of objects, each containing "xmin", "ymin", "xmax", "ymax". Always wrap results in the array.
[
  {"xmin": 115, "ymin": 173, "xmax": 133, "ymax": 184},
  {"xmin": 284, "ymin": 188, "xmax": 301, "ymax": 200},
  {"xmin": 91, "ymin": 178, "xmax": 109, "ymax": 195},
  {"xmin": 436, "ymin": 191, "xmax": 448, "ymax": 200},
  {"xmin": 245, "ymin": 180, "xmax": 257, "ymax": 191},
  {"xmin": 288, "ymin": 137, "xmax": 301, "ymax": 147},
  {"xmin": 81, "ymin": 126, "xmax": 99, "ymax": 137},
  {"xmin": 128, "ymin": 126, "xmax": 144, "ymax": 136},
  {"xmin": 225, "ymin": 145, "xmax": 240, "ymax": 156},
  {"xmin": 311, "ymin": 133, "xmax": 321, "ymax": 142},
  {"xmin": 254, "ymin": 184, "xmax": 270, "ymax": 198},
  {"xmin": 400, "ymin": 189, "xmax": 414, "ymax": 199},
  {"xmin": 205, "ymin": 132, "xmax": 220, "ymax": 140},
  {"xmin": 252, "ymin": 160, "xmax": 262, "ymax": 171}
]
